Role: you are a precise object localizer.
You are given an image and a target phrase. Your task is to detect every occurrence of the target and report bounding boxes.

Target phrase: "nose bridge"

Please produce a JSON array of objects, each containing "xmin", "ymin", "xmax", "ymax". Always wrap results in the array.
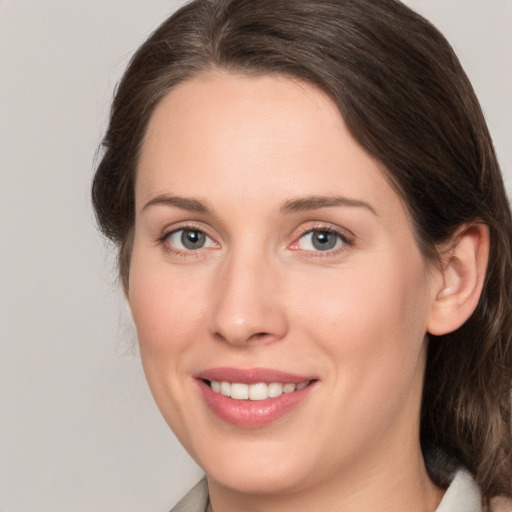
[{"xmin": 208, "ymin": 243, "xmax": 287, "ymax": 346}]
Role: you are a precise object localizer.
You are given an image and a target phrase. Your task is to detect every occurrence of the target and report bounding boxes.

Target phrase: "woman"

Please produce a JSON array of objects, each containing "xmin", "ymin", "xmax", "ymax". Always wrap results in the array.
[{"xmin": 92, "ymin": 0, "xmax": 512, "ymax": 510}]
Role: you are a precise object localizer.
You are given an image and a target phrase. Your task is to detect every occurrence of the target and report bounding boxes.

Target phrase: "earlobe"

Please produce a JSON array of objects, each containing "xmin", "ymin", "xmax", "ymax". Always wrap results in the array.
[{"xmin": 427, "ymin": 223, "xmax": 489, "ymax": 336}]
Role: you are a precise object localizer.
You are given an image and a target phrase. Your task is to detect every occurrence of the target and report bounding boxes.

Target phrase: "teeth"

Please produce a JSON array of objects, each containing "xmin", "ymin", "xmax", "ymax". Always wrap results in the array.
[
  {"xmin": 268, "ymin": 382, "xmax": 284, "ymax": 398},
  {"xmin": 283, "ymin": 383, "xmax": 296, "ymax": 393},
  {"xmin": 209, "ymin": 380, "xmax": 309, "ymax": 400},
  {"xmin": 231, "ymin": 383, "xmax": 249, "ymax": 400},
  {"xmin": 249, "ymin": 382, "xmax": 268, "ymax": 401},
  {"xmin": 220, "ymin": 381, "xmax": 231, "ymax": 397}
]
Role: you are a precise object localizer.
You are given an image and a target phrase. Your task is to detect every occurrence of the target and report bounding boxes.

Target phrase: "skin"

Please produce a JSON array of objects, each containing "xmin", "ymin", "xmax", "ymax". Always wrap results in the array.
[{"xmin": 128, "ymin": 72, "xmax": 450, "ymax": 511}]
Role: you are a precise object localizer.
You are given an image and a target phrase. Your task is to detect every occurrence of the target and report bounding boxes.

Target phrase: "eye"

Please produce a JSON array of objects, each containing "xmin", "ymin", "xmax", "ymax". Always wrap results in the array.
[
  {"xmin": 166, "ymin": 228, "xmax": 217, "ymax": 251},
  {"xmin": 295, "ymin": 229, "xmax": 346, "ymax": 252}
]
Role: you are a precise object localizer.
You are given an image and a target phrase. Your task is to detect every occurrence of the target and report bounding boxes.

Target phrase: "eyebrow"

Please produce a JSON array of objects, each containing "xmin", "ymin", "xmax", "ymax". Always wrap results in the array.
[
  {"xmin": 142, "ymin": 194, "xmax": 377, "ymax": 216},
  {"xmin": 142, "ymin": 194, "xmax": 211, "ymax": 213},
  {"xmin": 280, "ymin": 195, "xmax": 378, "ymax": 216}
]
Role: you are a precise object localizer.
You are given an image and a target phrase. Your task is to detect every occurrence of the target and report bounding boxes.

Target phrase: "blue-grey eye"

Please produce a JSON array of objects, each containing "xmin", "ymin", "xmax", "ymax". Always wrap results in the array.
[
  {"xmin": 167, "ymin": 229, "xmax": 214, "ymax": 250},
  {"xmin": 297, "ymin": 230, "xmax": 344, "ymax": 251}
]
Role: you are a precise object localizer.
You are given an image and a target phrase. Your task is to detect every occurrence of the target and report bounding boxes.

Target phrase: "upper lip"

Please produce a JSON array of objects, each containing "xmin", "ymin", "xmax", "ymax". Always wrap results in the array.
[{"xmin": 195, "ymin": 367, "xmax": 316, "ymax": 384}]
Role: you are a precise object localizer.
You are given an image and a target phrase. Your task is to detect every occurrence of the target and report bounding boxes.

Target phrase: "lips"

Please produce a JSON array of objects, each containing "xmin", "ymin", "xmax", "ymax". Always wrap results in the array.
[{"xmin": 195, "ymin": 367, "xmax": 317, "ymax": 428}]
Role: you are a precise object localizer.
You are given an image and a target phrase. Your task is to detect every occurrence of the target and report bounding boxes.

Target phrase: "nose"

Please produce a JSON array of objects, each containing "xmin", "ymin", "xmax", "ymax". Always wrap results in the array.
[{"xmin": 207, "ymin": 251, "xmax": 288, "ymax": 346}]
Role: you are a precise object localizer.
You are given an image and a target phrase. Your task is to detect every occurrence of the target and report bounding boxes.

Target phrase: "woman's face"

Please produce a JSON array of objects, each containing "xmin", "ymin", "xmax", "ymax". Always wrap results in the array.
[{"xmin": 129, "ymin": 72, "xmax": 439, "ymax": 495}]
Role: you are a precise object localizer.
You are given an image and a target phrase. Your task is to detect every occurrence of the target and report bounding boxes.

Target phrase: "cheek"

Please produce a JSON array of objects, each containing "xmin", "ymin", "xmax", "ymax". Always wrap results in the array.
[
  {"xmin": 127, "ymin": 252, "xmax": 211, "ymax": 437},
  {"xmin": 127, "ymin": 250, "xmax": 210, "ymax": 386},
  {"xmin": 292, "ymin": 253, "xmax": 431, "ymax": 397},
  {"xmin": 298, "ymin": 264, "xmax": 427, "ymax": 342}
]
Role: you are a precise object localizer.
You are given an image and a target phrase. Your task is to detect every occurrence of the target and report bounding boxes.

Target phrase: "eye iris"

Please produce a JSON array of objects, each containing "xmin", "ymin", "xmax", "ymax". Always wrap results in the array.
[
  {"xmin": 312, "ymin": 231, "xmax": 337, "ymax": 251},
  {"xmin": 181, "ymin": 230, "xmax": 205, "ymax": 249}
]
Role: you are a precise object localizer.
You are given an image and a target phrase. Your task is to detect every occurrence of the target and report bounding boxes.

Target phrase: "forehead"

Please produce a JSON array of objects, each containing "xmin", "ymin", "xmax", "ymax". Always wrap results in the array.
[
  {"xmin": 136, "ymin": 71, "xmax": 402, "ymax": 220},
  {"xmin": 139, "ymin": 71, "xmax": 346, "ymax": 172}
]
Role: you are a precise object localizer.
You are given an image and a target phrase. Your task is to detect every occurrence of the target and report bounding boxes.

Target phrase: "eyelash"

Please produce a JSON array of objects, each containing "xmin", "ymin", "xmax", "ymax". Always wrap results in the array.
[
  {"xmin": 158, "ymin": 222, "xmax": 355, "ymax": 257},
  {"xmin": 290, "ymin": 223, "xmax": 354, "ymax": 257},
  {"xmin": 158, "ymin": 223, "xmax": 218, "ymax": 257}
]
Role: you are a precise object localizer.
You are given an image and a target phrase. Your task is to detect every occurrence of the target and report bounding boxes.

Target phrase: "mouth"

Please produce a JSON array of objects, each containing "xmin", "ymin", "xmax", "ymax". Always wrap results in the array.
[
  {"xmin": 205, "ymin": 379, "xmax": 311, "ymax": 400},
  {"xmin": 195, "ymin": 368, "xmax": 318, "ymax": 427}
]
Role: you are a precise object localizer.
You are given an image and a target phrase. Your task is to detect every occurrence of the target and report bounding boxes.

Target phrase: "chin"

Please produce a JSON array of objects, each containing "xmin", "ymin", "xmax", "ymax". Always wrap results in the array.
[
  {"xmin": 182, "ymin": 430, "xmax": 315, "ymax": 495},
  {"xmin": 204, "ymin": 457, "xmax": 310, "ymax": 496}
]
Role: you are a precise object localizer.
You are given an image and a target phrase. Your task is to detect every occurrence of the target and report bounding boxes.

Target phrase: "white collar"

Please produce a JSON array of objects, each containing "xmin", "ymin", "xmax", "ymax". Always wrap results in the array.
[{"xmin": 435, "ymin": 469, "xmax": 482, "ymax": 512}]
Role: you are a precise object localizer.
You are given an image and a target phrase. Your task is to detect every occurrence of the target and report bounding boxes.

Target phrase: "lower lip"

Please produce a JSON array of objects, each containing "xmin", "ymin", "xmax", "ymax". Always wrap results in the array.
[{"xmin": 197, "ymin": 380, "xmax": 315, "ymax": 428}]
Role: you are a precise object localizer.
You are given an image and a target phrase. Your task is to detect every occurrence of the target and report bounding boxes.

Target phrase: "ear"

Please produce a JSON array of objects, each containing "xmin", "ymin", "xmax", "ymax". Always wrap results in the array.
[{"xmin": 427, "ymin": 223, "xmax": 489, "ymax": 336}]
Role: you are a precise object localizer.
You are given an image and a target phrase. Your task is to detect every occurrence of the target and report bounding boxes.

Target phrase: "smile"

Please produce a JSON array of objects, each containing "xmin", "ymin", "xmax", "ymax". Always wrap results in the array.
[
  {"xmin": 208, "ymin": 380, "xmax": 310, "ymax": 400},
  {"xmin": 195, "ymin": 368, "xmax": 317, "ymax": 427}
]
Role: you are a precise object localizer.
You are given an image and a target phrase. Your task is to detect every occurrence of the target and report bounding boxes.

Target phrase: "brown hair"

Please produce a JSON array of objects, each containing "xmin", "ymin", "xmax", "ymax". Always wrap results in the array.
[{"xmin": 92, "ymin": 0, "xmax": 512, "ymax": 500}]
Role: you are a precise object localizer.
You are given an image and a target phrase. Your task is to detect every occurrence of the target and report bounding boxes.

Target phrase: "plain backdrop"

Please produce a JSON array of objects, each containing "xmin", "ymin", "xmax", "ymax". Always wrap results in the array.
[{"xmin": 0, "ymin": 1, "xmax": 511, "ymax": 511}]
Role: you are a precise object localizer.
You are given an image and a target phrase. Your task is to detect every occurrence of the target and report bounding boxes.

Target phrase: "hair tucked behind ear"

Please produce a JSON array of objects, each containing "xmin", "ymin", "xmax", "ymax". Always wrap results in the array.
[{"xmin": 92, "ymin": 0, "xmax": 512, "ymax": 500}]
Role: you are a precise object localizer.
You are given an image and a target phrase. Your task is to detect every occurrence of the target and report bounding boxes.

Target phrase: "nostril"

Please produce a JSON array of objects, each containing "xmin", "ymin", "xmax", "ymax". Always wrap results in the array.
[
  {"xmin": 208, "ymin": 289, "xmax": 289, "ymax": 346},
  {"xmin": 251, "ymin": 332, "xmax": 271, "ymax": 340},
  {"xmin": 212, "ymin": 329, "xmax": 274, "ymax": 346}
]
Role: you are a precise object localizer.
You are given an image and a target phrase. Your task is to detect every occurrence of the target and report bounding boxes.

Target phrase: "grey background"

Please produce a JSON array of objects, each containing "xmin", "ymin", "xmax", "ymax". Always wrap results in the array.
[{"xmin": 1, "ymin": 1, "xmax": 511, "ymax": 511}]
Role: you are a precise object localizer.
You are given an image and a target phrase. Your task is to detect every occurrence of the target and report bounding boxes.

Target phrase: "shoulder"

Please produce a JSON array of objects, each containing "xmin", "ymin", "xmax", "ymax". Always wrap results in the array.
[{"xmin": 169, "ymin": 478, "xmax": 209, "ymax": 512}]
